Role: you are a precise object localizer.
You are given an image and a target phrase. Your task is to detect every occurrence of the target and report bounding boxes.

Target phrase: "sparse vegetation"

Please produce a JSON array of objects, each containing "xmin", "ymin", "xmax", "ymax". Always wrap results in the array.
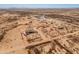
[
  {"xmin": 0, "ymin": 9, "xmax": 79, "ymax": 54},
  {"xmin": 0, "ymin": 30, "xmax": 5, "ymax": 41}
]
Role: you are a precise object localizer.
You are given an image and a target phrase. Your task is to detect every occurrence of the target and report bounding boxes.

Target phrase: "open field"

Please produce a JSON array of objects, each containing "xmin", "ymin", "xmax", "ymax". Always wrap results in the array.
[{"xmin": 0, "ymin": 9, "xmax": 79, "ymax": 54}]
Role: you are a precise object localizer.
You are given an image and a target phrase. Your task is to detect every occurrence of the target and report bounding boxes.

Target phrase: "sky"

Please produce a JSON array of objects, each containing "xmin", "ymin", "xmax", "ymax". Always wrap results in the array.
[{"xmin": 0, "ymin": 4, "xmax": 79, "ymax": 8}]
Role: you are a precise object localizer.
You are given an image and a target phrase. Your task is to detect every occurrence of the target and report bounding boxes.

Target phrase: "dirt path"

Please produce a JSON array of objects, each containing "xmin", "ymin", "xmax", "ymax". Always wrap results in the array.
[{"xmin": 1, "ymin": 28, "xmax": 79, "ymax": 54}]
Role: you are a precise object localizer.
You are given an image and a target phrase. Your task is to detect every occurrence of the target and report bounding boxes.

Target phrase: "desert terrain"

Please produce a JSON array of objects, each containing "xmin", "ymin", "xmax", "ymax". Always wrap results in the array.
[{"xmin": 0, "ymin": 8, "xmax": 79, "ymax": 54}]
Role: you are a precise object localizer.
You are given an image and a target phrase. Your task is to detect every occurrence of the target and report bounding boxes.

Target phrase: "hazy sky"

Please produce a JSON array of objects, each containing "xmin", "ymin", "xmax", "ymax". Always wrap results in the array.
[{"xmin": 0, "ymin": 4, "xmax": 79, "ymax": 8}]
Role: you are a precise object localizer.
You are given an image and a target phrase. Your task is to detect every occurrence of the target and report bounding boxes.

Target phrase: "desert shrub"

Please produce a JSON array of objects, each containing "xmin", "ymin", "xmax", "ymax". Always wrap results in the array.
[
  {"xmin": 0, "ymin": 30, "xmax": 5, "ymax": 41},
  {"xmin": 7, "ymin": 16, "xmax": 19, "ymax": 22}
]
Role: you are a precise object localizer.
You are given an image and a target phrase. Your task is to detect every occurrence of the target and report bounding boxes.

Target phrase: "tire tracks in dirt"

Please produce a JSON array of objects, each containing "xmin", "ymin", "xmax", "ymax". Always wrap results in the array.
[{"xmin": 1, "ymin": 28, "xmax": 79, "ymax": 54}]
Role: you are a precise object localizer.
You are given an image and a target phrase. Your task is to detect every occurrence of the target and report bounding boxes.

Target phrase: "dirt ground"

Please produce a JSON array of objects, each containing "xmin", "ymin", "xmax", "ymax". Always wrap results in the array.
[{"xmin": 0, "ymin": 9, "xmax": 79, "ymax": 54}]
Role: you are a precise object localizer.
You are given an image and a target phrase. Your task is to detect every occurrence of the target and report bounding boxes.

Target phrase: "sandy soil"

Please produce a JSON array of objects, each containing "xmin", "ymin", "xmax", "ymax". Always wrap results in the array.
[{"xmin": 0, "ymin": 9, "xmax": 79, "ymax": 54}]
